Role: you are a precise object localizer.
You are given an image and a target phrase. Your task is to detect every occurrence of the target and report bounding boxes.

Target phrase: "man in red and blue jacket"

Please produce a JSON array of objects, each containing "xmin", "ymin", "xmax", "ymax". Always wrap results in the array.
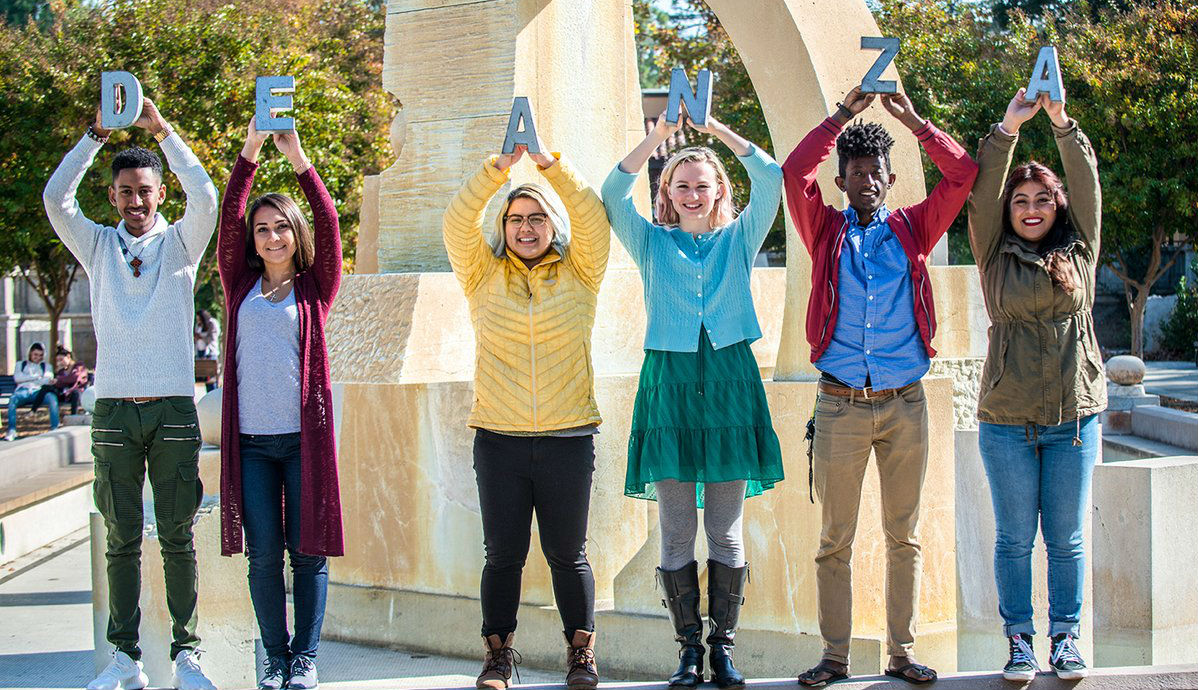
[{"xmin": 784, "ymin": 87, "xmax": 978, "ymax": 687}]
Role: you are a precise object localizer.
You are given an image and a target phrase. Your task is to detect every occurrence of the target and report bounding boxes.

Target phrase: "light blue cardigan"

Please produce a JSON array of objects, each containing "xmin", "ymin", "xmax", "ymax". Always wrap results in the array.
[{"xmin": 600, "ymin": 144, "xmax": 783, "ymax": 352}]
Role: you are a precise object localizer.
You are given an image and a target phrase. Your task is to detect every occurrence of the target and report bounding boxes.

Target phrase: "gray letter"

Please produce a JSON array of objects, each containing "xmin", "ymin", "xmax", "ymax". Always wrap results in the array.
[
  {"xmin": 859, "ymin": 37, "xmax": 900, "ymax": 94},
  {"xmin": 665, "ymin": 68, "xmax": 712, "ymax": 126},
  {"xmin": 100, "ymin": 71, "xmax": 143, "ymax": 130},
  {"xmin": 255, "ymin": 76, "xmax": 296, "ymax": 132},
  {"xmin": 1025, "ymin": 47, "xmax": 1063, "ymax": 102},
  {"xmin": 501, "ymin": 97, "xmax": 540, "ymax": 154}
]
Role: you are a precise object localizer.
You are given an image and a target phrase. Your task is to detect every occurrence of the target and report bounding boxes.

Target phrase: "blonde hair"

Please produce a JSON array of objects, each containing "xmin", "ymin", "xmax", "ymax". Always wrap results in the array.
[
  {"xmin": 654, "ymin": 147, "xmax": 737, "ymax": 229},
  {"xmin": 489, "ymin": 183, "xmax": 572, "ymax": 258}
]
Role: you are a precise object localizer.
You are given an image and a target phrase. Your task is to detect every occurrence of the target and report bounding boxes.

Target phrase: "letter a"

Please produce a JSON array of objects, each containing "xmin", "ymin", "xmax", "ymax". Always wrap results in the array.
[
  {"xmin": 502, "ymin": 97, "xmax": 540, "ymax": 154},
  {"xmin": 1025, "ymin": 47, "xmax": 1063, "ymax": 102},
  {"xmin": 100, "ymin": 72, "xmax": 144, "ymax": 130},
  {"xmin": 859, "ymin": 37, "xmax": 900, "ymax": 94},
  {"xmin": 256, "ymin": 76, "xmax": 296, "ymax": 131},
  {"xmin": 665, "ymin": 68, "xmax": 712, "ymax": 126}
]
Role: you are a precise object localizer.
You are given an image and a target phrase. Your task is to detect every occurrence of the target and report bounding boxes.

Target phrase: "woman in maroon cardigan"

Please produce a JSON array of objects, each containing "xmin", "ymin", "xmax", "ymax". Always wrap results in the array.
[{"xmin": 218, "ymin": 119, "xmax": 343, "ymax": 690}]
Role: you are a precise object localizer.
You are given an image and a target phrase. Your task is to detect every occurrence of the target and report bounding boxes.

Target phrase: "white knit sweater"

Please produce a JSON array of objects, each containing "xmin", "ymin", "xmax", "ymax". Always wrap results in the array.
[{"xmin": 43, "ymin": 133, "xmax": 218, "ymax": 398}]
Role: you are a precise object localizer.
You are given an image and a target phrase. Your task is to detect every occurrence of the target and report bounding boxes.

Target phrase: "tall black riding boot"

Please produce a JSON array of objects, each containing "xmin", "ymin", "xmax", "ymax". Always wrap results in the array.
[
  {"xmin": 707, "ymin": 560, "xmax": 749, "ymax": 689},
  {"xmin": 656, "ymin": 561, "xmax": 704, "ymax": 688}
]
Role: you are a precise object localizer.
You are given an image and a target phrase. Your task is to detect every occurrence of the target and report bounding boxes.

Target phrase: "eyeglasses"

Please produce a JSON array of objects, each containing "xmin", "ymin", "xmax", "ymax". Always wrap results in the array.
[{"xmin": 504, "ymin": 213, "xmax": 548, "ymax": 229}]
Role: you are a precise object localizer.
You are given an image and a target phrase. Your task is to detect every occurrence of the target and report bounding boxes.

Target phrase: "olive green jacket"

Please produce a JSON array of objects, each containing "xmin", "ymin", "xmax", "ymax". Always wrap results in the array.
[{"xmin": 968, "ymin": 120, "xmax": 1107, "ymax": 426}]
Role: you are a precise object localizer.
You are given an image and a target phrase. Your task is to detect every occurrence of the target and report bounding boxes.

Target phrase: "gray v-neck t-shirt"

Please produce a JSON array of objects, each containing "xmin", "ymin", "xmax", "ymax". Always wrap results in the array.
[{"xmin": 236, "ymin": 277, "xmax": 301, "ymax": 434}]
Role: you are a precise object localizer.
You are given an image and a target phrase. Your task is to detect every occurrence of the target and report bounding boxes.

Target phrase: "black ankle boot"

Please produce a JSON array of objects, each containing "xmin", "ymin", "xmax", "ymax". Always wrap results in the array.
[
  {"xmin": 656, "ymin": 561, "xmax": 704, "ymax": 688},
  {"xmin": 706, "ymin": 560, "xmax": 749, "ymax": 689}
]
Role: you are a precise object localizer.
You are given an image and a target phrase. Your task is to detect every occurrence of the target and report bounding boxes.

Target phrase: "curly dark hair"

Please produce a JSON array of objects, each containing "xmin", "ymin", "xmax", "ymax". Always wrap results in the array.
[
  {"xmin": 111, "ymin": 146, "xmax": 163, "ymax": 182},
  {"xmin": 836, "ymin": 121, "xmax": 895, "ymax": 177}
]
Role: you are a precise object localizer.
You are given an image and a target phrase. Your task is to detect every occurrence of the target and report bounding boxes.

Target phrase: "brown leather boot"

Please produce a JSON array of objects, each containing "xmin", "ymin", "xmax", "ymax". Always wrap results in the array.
[
  {"xmin": 564, "ymin": 630, "xmax": 599, "ymax": 690},
  {"xmin": 477, "ymin": 633, "xmax": 518, "ymax": 690}
]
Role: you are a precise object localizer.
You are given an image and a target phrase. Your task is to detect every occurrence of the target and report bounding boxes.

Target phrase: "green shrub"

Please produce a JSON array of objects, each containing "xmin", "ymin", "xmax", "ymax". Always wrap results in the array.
[{"xmin": 1159, "ymin": 259, "xmax": 1198, "ymax": 361}]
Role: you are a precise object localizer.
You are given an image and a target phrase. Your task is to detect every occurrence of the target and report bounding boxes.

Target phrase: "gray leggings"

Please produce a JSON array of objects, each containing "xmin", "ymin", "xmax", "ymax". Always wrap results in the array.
[{"xmin": 655, "ymin": 479, "xmax": 747, "ymax": 570}]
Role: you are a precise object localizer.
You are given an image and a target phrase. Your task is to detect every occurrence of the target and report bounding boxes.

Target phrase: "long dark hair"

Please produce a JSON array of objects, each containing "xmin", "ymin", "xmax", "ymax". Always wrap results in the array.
[
  {"xmin": 1000, "ymin": 162, "xmax": 1081, "ymax": 293},
  {"xmin": 245, "ymin": 193, "xmax": 315, "ymax": 273}
]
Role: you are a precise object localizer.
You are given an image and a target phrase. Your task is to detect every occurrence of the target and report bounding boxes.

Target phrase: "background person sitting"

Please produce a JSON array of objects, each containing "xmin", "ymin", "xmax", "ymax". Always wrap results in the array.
[
  {"xmin": 5, "ymin": 342, "xmax": 58, "ymax": 441},
  {"xmin": 49, "ymin": 346, "xmax": 90, "ymax": 415}
]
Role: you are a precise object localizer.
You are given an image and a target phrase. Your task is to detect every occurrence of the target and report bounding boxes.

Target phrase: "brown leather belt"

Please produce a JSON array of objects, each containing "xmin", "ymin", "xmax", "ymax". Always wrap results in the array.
[
  {"xmin": 817, "ymin": 380, "xmax": 907, "ymax": 402},
  {"xmin": 118, "ymin": 396, "xmax": 165, "ymax": 403}
]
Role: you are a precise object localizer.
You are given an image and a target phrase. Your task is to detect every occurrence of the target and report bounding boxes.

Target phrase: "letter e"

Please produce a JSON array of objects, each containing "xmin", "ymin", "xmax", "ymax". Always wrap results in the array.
[{"xmin": 256, "ymin": 76, "xmax": 296, "ymax": 132}]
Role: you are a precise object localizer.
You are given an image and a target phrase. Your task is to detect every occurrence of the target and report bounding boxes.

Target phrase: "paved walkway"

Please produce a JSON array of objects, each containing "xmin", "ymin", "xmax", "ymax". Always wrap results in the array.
[
  {"xmin": 4, "ymin": 535, "xmax": 1196, "ymax": 690},
  {"xmin": 0, "ymin": 534, "xmax": 562, "ymax": 690},
  {"xmin": 1144, "ymin": 360, "xmax": 1197, "ymax": 404}
]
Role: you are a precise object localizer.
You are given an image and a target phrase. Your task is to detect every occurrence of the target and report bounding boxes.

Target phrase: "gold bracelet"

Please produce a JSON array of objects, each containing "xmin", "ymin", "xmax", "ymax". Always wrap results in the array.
[
  {"xmin": 154, "ymin": 127, "xmax": 173, "ymax": 143},
  {"xmin": 291, "ymin": 158, "xmax": 311, "ymax": 175}
]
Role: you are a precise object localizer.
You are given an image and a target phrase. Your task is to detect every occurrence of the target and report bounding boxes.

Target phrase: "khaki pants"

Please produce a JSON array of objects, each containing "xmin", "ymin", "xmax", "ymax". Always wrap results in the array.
[{"xmin": 812, "ymin": 381, "xmax": 928, "ymax": 663}]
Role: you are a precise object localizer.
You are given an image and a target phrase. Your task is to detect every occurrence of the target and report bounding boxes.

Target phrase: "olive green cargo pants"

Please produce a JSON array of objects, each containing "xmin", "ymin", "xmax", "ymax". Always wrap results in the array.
[{"xmin": 91, "ymin": 396, "xmax": 203, "ymax": 661}]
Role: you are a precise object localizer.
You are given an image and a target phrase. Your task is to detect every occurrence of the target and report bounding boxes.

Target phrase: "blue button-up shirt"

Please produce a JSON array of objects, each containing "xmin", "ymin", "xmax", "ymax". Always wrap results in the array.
[
  {"xmin": 816, "ymin": 205, "xmax": 929, "ymax": 389},
  {"xmin": 601, "ymin": 145, "xmax": 782, "ymax": 352}
]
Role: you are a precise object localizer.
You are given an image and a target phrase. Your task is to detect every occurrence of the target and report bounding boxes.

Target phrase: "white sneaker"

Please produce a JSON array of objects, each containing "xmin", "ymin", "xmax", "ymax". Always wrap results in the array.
[
  {"xmin": 5, "ymin": 429, "xmax": 16, "ymax": 442},
  {"xmin": 87, "ymin": 650, "xmax": 149, "ymax": 690},
  {"xmin": 172, "ymin": 649, "xmax": 217, "ymax": 690}
]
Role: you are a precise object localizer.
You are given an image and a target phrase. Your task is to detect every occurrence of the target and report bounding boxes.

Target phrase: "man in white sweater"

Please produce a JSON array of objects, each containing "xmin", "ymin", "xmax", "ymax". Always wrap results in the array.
[{"xmin": 44, "ymin": 97, "xmax": 219, "ymax": 690}]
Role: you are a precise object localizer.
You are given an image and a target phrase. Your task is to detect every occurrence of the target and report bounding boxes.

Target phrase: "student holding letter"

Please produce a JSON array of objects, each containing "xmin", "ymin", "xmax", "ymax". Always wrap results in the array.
[
  {"xmin": 603, "ymin": 107, "xmax": 785, "ymax": 690},
  {"xmin": 442, "ymin": 127, "xmax": 611, "ymax": 690},
  {"xmin": 218, "ymin": 117, "xmax": 344, "ymax": 690},
  {"xmin": 968, "ymin": 85, "xmax": 1104, "ymax": 682},
  {"xmin": 44, "ymin": 92, "xmax": 219, "ymax": 690},
  {"xmin": 784, "ymin": 87, "xmax": 977, "ymax": 686}
]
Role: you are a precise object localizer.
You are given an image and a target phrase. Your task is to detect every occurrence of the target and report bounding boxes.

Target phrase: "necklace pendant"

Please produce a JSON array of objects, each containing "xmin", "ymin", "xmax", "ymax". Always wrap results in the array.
[{"xmin": 130, "ymin": 257, "xmax": 143, "ymax": 278}]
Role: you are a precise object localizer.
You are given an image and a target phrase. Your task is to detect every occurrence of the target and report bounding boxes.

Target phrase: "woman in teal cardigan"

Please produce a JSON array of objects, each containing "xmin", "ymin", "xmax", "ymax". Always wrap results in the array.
[{"xmin": 602, "ymin": 112, "xmax": 784, "ymax": 690}]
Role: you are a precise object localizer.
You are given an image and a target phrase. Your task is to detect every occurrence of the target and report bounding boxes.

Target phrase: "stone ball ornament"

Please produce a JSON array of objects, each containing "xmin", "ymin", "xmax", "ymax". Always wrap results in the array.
[{"xmin": 1105, "ymin": 355, "xmax": 1146, "ymax": 386}]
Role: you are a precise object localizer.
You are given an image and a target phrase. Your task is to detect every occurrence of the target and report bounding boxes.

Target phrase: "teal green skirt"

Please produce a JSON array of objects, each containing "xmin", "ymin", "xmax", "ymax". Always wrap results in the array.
[{"xmin": 625, "ymin": 330, "xmax": 784, "ymax": 507}]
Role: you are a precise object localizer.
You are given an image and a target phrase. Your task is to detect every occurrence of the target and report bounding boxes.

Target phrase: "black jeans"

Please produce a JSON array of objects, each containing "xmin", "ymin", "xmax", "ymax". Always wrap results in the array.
[
  {"xmin": 240, "ymin": 433, "xmax": 328, "ymax": 659},
  {"xmin": 473, "ymin": 429, "xmax": 596, "ymax": 639}
]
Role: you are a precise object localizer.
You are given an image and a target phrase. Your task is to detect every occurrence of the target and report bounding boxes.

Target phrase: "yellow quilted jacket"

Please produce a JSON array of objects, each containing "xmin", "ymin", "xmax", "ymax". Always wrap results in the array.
[{"xmin": 442, "ymin": 156, "xmax": 611, "ymax": 432}]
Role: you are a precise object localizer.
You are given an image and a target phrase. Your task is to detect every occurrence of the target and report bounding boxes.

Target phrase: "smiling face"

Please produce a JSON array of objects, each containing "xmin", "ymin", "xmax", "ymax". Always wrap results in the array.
[
  {"xmin": 28, "ymin": 347, "xmax": 44, "ymax": 364},
  {"xmin": 667, "ymin": 160, "xmax": 722, "ymax": 230},
  {"xmin": 837, "ymin": 155, "xmax": 895, "ymax": 219},
  {"xmin": 252, "ymin": 205, "xmax": 299, "ymax": 269},
  {"xmin": 1008, "ymin": 180, "xmax": 1058, "ymax": 243},
  {"xmin": 55, "ymin": 353, "xmax": 70, "ymax": 369},
  {"xmin": 503, "ymin": 196, "xmax": 554, "ymax": 264},
  {"xmin": 109, "ymin": 168, "xmax": 165, "ymax": 233}
]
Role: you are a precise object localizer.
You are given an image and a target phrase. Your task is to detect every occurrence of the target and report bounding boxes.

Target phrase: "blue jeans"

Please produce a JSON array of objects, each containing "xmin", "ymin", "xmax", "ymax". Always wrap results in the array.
[
  {"xmin": 7, "ymin": 387, "xmax": 59, "ymax": 431},
  {"xmin": 978, "ymin": 415, "xmax": 1099, "ymax": 637},
  {"xmin": 240, "ymin": 433, "xmax": 328, "ymax": 659}
]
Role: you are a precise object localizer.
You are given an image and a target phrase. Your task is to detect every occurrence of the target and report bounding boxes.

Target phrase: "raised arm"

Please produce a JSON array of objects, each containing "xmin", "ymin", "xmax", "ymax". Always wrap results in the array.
[
  {"xmin": 442, "ymin": 152, "xmax": 511, "ymax": 296},
  {"xmin": 273, "ymin": 129, "xmax": 342, "ymax": 304},
  {"xmin": 968, "ymin": 89, "xmax": 1039, "ymax": 268},
  {"xmin": 136, "ymin": 99, "xmax": 218, "ymax": 265},
  {"xmin": 782, "ymin": 88, "xmax": 874, "ymax": 253},
  {"xmin": 219, "ymin": 120, "xmax": 267, "ymax": 296},
  {"xmin": 1043, "ymin": 93, "xmax": 1100, "ymax": 257},
  {"xmin": 535, "ymin": 149, "xmax": 610, "ymax": 294},
  {"xmin": 43, "ymin": 126, "xmax": 107, "ymax": 271},
  {"xmin": 880, "ymin": 93, "xmax": 978, "ymax": 253}
]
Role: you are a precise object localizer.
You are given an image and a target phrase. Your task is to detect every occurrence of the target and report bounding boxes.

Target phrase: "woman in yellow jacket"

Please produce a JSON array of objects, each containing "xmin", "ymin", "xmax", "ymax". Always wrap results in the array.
[{"xmin": 442, "ymin": 136, "xmax": 610, "ymax": 690}]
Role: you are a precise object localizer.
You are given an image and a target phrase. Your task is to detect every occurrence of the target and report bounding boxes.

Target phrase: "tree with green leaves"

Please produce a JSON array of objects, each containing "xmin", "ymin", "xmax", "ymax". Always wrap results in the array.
[{"xmin": 0, "ymin": 0, "xmax": 393, "ymax": 354}]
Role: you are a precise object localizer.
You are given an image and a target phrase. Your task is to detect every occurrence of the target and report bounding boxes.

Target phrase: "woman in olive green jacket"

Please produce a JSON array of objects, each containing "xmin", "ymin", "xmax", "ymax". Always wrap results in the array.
[{"xmin": 968, "ymin": 86, "xmax": 1105, "ymax": 683}]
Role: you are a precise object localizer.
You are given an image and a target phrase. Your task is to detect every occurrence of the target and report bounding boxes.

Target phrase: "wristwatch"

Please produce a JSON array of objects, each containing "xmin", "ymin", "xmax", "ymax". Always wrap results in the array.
[{"xmin": 154, "ymin": 127, "xmax": 174, "ymax": 143}]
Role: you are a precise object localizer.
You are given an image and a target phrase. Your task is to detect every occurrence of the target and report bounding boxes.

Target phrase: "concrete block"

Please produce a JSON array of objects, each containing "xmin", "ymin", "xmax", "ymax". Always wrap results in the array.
[
  {"xmin": 0, "ymin": 478, "xmax": 91, "ymax": 566},
  {"xmin": 1130, "ymin": 406, "xmax": 1198, "ymax": 452},
  {"xmin": 0, "ymin": 426, "xmax": 91, "ymax": 491},
  {"xmin": 1093, "ymin": 456, "xmax": 1198, "ymax": 666}
]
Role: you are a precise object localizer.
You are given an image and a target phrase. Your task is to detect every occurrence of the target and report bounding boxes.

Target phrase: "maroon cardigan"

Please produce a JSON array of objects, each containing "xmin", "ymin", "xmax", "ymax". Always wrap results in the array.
[
  {"xmin": 218, "ymin": 154, "xmax": 344, "ymax": 557},
  {"xmin": 782, "ymin": 117, "xmax": 978, "ymax": 363}
]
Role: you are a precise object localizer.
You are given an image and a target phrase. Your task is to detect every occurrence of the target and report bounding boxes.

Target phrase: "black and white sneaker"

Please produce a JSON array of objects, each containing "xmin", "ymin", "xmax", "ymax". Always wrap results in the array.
[
  {"xmin": 258, "ymin": 654, "xmax": 289, "ymax": 690},
  {"xmin": 1049, "ymin": 633, "xmax": 1088, "ymax": 680},
  {"xmin": 1003, "ymin": 633, "xmax": 1039, "ymax": 682}
]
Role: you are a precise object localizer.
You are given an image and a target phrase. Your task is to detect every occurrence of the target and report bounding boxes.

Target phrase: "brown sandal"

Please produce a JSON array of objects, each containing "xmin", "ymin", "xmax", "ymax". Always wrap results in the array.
[{"xmin": 798, "ymin": 660, "xmax": 849, "ymax": 687}]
